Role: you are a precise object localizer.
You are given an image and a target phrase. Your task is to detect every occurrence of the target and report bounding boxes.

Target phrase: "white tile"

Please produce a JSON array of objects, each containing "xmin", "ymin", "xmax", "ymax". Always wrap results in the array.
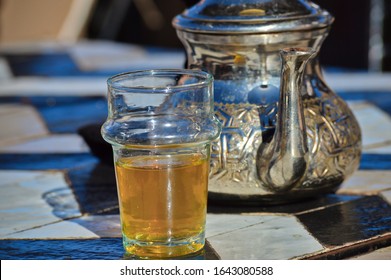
[
  {"xmin": 324, "ymin": 72, "xmax": 391, "ymax": 92},
  {"xmin": 0, "ymin": 57, "xmax": 13, "ymax": 80},
  {"xmin": 0, "ymin": 40, "xmax": 149, "ymax": 73},
  {"xmin": 5, "ymin": 220, "xmax": 99, "ymax": 239},
  {"xmin": 206, "ymin": 214, "xmax": 275, "ymax": 238},
  {"xmin": 70, "ymin": 40, "xmax": 185, "ymax": 71},
  {"xmin": 0, "ymin": 104, "xmax": 48, "ymax": 146},
  {"xmin": 0, "ymin": 40, "xmax": 69, "ymax": 54},
  {"xmin": 339, "ymin": 170, "xmax": 391, "ymax": 195},
  {"xmin": 4, "ymin": 214, "xmax": 121, "ymax": 240},
  {"xmin": 206, "ymin": 214, "xmax": 323, "ymax": 260},
  {"xmin": 0, "ymin": 170, "xmax": 81, "ymax": 237},
  {"xmin": 381, "ymin": 190, "xmax": 391, "ymax": 204},
  {"xmin": 349, "ymin": 101, "xmax": 391, "ymax": 149},
  {"xmin": 70, "ymin": 214, "xmax": 121, "ymax": 238},
  {"xmin": 364, "ymin": 145, "xmax": 391, "ymax": 154},
  {"xmin": 0, "ymin": 134, "xmax": 90, "ymax": 153},
  {"xmin": 349, "ymin": 246, "xmax": 391, "ymax": 260},
  {"xmin": 69, "ymin": 40, "xmax": 147, "ymax": 71},
  {"xmin": 0, "ymin": 77, "xmax": 106, "ymax": 96}
]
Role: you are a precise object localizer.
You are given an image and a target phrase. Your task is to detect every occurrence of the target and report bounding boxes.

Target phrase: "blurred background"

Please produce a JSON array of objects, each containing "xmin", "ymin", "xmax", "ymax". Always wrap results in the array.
[{"xmin": 0, "ymin": 0, "xmax": 390, "ymax": 71}]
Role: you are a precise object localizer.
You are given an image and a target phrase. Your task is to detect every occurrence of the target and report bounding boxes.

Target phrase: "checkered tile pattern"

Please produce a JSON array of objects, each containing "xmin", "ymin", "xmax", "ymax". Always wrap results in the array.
[{"xmin": 0, "ymin": 41, "xmax": 390, "ymax": 260}]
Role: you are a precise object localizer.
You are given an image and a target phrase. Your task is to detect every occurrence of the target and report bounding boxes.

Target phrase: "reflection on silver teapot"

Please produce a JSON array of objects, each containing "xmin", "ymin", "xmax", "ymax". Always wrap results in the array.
[{"xmin": 173, "ymin": 0, "xmax": 361, "ymax": 204}]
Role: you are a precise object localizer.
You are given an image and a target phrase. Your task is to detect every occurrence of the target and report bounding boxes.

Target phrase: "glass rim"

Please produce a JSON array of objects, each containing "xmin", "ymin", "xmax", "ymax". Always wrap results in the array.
[{"xmin": 107, "ymin": 68, "xmax": 213, "ymax": 93}]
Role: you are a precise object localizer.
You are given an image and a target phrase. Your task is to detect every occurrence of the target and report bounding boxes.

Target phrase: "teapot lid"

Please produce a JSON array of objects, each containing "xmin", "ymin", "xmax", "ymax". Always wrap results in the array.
[{"xmin": 173, "ymin": 0, "xmax": 334, "ymax": 34}]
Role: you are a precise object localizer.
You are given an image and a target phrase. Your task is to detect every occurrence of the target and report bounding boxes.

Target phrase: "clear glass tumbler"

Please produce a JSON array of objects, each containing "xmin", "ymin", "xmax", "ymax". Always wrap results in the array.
[{"xmin": 101, "ymin": 69, "xmax": 221, "ymax": 259}]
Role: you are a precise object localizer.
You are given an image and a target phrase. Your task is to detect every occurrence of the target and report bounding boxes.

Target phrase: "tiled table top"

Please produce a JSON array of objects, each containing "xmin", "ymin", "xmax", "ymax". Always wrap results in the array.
[{"xmin": 0, "ymin": 40, "xmax": 391, "ymax": 260}]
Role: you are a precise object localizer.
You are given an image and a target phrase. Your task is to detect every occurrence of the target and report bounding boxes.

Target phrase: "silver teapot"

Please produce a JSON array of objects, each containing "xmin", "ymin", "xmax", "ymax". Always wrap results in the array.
[{"xmin": 173, "ymin": 0, "xmax": 362, "ymax": 204}]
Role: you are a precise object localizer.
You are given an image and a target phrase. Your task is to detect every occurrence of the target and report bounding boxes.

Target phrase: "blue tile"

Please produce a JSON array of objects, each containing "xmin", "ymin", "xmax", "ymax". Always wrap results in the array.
[
  {"xmin": 360, "ymin": 154, "xmax": 391, "ymax": 170},
  {"xmin": 0, "ymin": 153, "xmax": 98, "ymax": 170},
  {"xmin": 2, "ymin": 53, "xmax": 129, "ymax": 77},
  {"xmin": 0, "ymin": 238, "xmax": 124, "ymax": 260},
  {"xmin": 0, "ymin": 96, "xmax": 24, "ymax": 103},
  {"xmin": 67, "ymin": 162, "xmax": 118, "ymax": 215},
  {"xmin": 297, "ymin": 195, "xmax": 391, "ymax": 247},
  {"xmin": 30, "ymin": 96, "xmax": 108, "ymax": 133},
  {"xmin": 0, "ymin": 238, "xmax": 217, "ymax": 260},
  {"xmin": 4, "ymin": 53, "xmax": 80, "ymax": 76},
  {"xmin": 339, "ymin": 91, "xmax": 391, "ymax": 116},
  {"xmin": 0, "ymin": 96, "xmax": 108, "ymax": 133},
  {"xmin": 208, "ymin": 193, "xmax": 362, "ymax": 214}
]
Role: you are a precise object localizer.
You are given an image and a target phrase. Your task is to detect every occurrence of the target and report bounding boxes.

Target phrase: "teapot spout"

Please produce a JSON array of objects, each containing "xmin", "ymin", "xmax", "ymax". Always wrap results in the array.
[{"xmin": 257, "ymin": 48, "xmax": 316, "ymax": 192}]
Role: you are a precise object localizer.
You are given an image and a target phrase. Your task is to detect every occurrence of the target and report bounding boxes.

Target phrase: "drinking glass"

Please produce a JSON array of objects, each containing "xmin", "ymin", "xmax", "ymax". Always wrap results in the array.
[{"xmin": 101, "ymin": 69, "xmax": 221, "ymax": 259}]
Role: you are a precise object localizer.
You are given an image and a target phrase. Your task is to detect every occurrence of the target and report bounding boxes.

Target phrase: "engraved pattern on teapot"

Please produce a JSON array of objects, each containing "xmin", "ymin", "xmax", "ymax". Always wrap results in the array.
[{"xmin": 173, "ymin": 0, "xmax": 362, "ymax": 203}]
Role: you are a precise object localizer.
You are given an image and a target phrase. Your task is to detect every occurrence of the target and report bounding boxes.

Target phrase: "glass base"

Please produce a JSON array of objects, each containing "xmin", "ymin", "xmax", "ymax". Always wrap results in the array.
[{"xmin": 122, "ymin": 232, "xmax": 205, "ymax": 259}]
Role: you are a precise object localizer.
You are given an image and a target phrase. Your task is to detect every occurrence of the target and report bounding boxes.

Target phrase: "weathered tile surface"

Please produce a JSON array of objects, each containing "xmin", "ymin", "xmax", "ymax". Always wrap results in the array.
[
  {"xmin": 4, "ymin": 214, "xmax": 121, "ymax": 239},
  {"xmin": 0, "ymin": 170, "xmax": 81, "ymax": 237},
  {"xmin": 0, "ymin": 134, "xmax": 90, "ymax": 153},
  {"xmin": 0, "ymin": 77, "xmax": 107, "ymax": 96},
  {"xmin": 359, "ymin": 154, "xmax": 391, "ymax": 170},
  {"xmin": 69, "ymin": 40, "xmax": 147, "ymax": 71},
  {"xmin": 0, "ymin": 104, "xmax": 48, "ymax": 146},
  {"xmin": 0, "ymin": 238, "xmax": 124, "ymax": 260},
  {"xmin": 0, "ymin": 57, "xmax": 12, "ymax": 79},
  {"xmin": 297, "ymin": 196, "xmax": 391, "ymax": 247},
  {"xmin": 4, "ymin": 53, "xmax": 80, "ymax": 76},
  {"xmin": 0, "ymin": 153, "xmax": 98, "ymax": 170},
  {"xmin": 208, "ymin": 194, "xmax": 361, "ymax": 215},
  {"xmin": 349, "ymin": 245, "xmax": 391, "ymax": 260},
  {"xmin": 29, "ymin": 96, "xmax": 108, "ymax": 133},
  {"xmin": 349, "ymin": 101, "xmax": 391, "ymax": 149},
  {"xmin": 67, "ymin": 162, "xmax": 118, "ymax": 215},
  {"xmin": 6, "ymin": 220, "xmax": 99, "ymax": 239},
  {"xmin": 1, "ymin": 44, "xmax": 391, "ymax": 260},
  {"xmin": 207, "ymin": 214, "xmax": 324, "ymax": 259},
  {"xmin": 0, "ymin": 238, "xmax": 218, "ymax": 260},
  {"xmin": 339, "ymin": 170, "xmax": 391, "ymax": 195},
  {"xmin": 381, "ymin": 189, "xmax": 391, "ymax": 205},
  {"xmin": 364, "ymin": 144, "xmax": 391, "ymax": 154},
  {"xmin": 68, "ymin": 214, "xmax": 121, "ymax": 238}
]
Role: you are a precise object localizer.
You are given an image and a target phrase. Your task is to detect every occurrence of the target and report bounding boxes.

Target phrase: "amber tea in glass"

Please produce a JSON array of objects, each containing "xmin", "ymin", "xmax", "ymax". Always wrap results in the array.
[
  {"xmin": 115, "ymin": 150, "xmax": 209, "ymax": 257},
  {"xmin": 101, "ymin": 69, "xmax": 221, "ymax": 259}
]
